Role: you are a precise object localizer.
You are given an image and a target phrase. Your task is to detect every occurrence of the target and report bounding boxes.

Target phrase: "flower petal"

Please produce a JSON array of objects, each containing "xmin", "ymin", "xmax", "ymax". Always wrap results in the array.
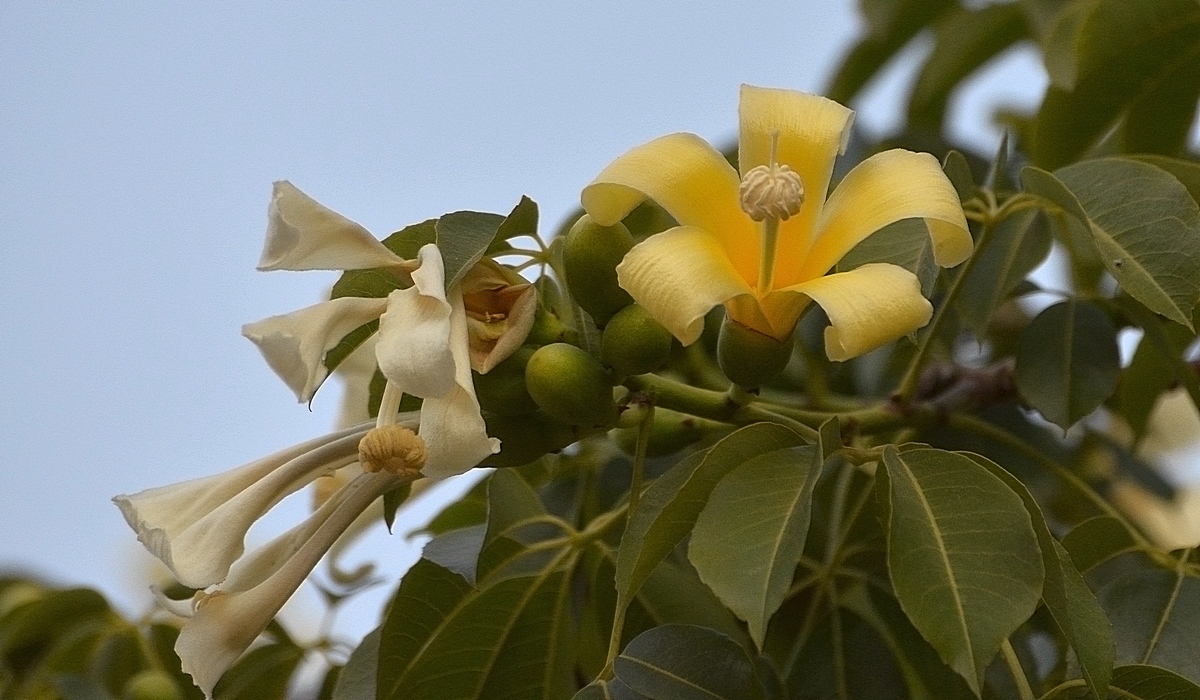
[
  {"xmin": 242, "ymin": 296, "xmax": 389, "ymax": 403},
  {"xmin": 783, "ymin": 263, "xmax": 932, "ymax": 361},
  {"xmin": 176, "ymin": 472, "xmax": 400, "ymax": 699},
  {"xmin": 258, "ymin": 181, "xmax": 411, "ymax": 272},
  {"xmin": 800, "ymin": 149, "xmax": 972, "ymax": 282},
  {"xmin": 615, "ymin": 226, "xmax": 754, "ymax": 345},
  {"xmin": 739, "ymin": 85, "xmax": 855, "ymax": 284},
  {"xmin": 581, "ymin": 133, "xmax": 759, "ymax": 283},
  {"xmin": 461, "ymin": 259, "xmax": 538, "ymax": 374},
  {"xmin": 376, "ymin": 244, "xmax": 457, "ymax": 398},
  {"xmin": 113, "ymin": 425, "xmax": 370, "ymax": 588},
  {"xmin": 419, "ymin": 284, "xmax": 500, "ymax": 478}
]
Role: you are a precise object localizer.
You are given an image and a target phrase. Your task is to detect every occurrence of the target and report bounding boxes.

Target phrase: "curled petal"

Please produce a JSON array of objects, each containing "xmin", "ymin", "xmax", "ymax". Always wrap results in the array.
[
  {"xmin": 739, "ymin": 85, "xmax": 854, "ymax": 280},
  {"xmin": 258, "ymin": 181, "xmax": 411, "ymax": 272},
  {"xmin": 419, "ymin": 284, "xmax": 500, "ymax": 478},
  {"xmin": 799, "ymin": 150, "xmax": 972, "ymax": 283},
  {"xmin": 615, "ymin": 226, "xmax": 753, "ymax": 345},
  {"xmin": 582, "ymin": 133, "xmax": 758, "ymax": 283},
  {"xmin": 176, "ymin": 472, "xmax": 401, "ymax": 698},
  {"xmin": 242, "ymin": 296, "xmax": 388, "ymax": 403},
  {"xmin": 113, "ymin": 424, "xmax": 371, "ymax": 588},
  {"xmin": 376, "ymin": 244, "xmax": 457, "ymax": 398},
  {"xmin": 784, "ymin": 263, "xmax": 932, "ymax": 362},
  {"xmin": 462, "ymin": 259, "xmax": 537, "ymax": 373}
]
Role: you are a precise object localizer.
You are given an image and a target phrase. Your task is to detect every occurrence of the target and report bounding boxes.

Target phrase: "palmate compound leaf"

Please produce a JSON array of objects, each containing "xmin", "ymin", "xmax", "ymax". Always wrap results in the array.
[
  {"xmin": 615, "ymin": 423, "xmax": 806, "ymax": 605},
  {"xmin": 1015, "ymin": 299, "xmax": 1121, "ymax": 431},
  {"xmin": 963, "ymin": 453, "xmax": 1114, "ymax": 698},
  {"xmin": 376, "ymin": 555, "xmax": 575, "ymax": 700},
  {"xmin": 687, "ymin": 445, "xmax": 822, "ymax": 649},
  {"xmin": 613, "ymin": 624, "xmax": 767, "ymax": 700},
  {"xmin": 1022, "ymin": 160, "xmax": 1200, "ymax": 328},
  {"xmin": 877, "ymin": 447, "xmax": 1044, "ymax": 696}
]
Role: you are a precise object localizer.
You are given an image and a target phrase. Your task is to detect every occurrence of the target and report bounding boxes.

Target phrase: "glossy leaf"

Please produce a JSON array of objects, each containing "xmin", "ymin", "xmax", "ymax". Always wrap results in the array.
[
  {"xmin": 212, "ymin": 642, "xmax": 304, "ymax": 700},
  {"xmin": 1015, "ymin": 299, "xmax": 1120, "ymax": 430},
  {"xmin": 688, "ymin": 445, "xmax": 821, "ymax": 648},
  {"xmin": 1061, "ymin": 516, "xmax": 1144, "ymax": 574},
  {"xmin": 491, "ymin": 196, "xmax": 539, "ymax": 252},
  {"xmin": 1024, "ymin": 160, "xmax": 1200, "ymax": 328},
  {"xmin": 615, "ymin": 423, "xmax": 805, "ymax": 603},
  {"xmin": 965, "ymin": 452, "xmax": 1113, "ymax": 697},
  {"xmin": 877, "ymin": 447, "xmax": 1044, "ymax": 694},
  {"xmin": 837, "ymin": 218, "xmax": 939, "ymax": 296},
  {"xmin": 436, "ymin": 211, "xmax": 505, "ymax": 290},
  {"xmin": 1032, "ymin": 0, "xmax": 1200, "ymax": 168},
  {"xmin": 955, "ymin": 209, "xmax": 1051, "ymax": 337},
  {"xmin": 331, "ymin": 628, "xmax": 379, "ymax": 700},
  {"xmin": 613, "ymin": 624, "xmax": 766, "ymax": 700},
  {"xmin": 942, "ymin": 150, "xmax": 976, "ymax": 203}
]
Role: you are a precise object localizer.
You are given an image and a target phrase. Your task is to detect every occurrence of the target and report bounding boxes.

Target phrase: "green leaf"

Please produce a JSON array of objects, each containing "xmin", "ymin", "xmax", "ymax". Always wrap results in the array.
[
  {"xmin": 877, "ymin": 447, "xmax": 1044, "ymax": 695},
  {"xmin": 1129, "ymin": 155, "xmax": 1200, "ymax": 205},
  {"xmin": 1024, "ymin": 160, "xmax": 1200, "ymax": 327},
  {"xmin": 1117, "ymin": 298, "xmax": 1200, "ymax": 439},
  {"xmin": 906, "ymin": 3, "xmax": 1028, "ymax": 131},
  {"xmin": 1119, "ymin": 327, "xmax": 1191, "ymax": 440},
  {"xmin": 377, "ymin": 555, "xmax": 575, "ymax": 700},
  {"xmin": 1015, "ymin": 299, "xmax": 1120, "ymax": 430},
  {"xmin": 964, "ymin": 453, "xmax": 1113, "ymax": 698},
  {"xmin": 1088, "ymin": 552, "xmax": 1200, "ymax": 683},
  {"xmin": 1105, "ymin": 665, "xmax": 1200, "ymax": 699},
  {"xmin": 423, "ymin": 525, "xmax": 487, "ymax": 587},
  {"xmin": 613, "ymin": 624, "xmax": 766, "ymax": 700},
  {"xmin": 484, "ymin": 468, "xmax": 546, "ymax": 546},
  {"xmin": 688, "ymin": 445, "xmax": 822, "ymax": 649},
  {"xmin": 826, "ymin": 0, "xmax": 956, "ymax": 104},
  {"xmin": 491, "ymin": 196, "xmax": 539, "ymax": 253},
  {"xmin": 213, "ymin": 643, "xmax": 304, "ymax": 700},
  {"xmin": 955, "ymin": 209, "xmax": 1052, "ymax": 337},
  {"xmin": 1031, "ymin": 0, "xmax": 1200, "ymax": 168},
  {"xmin": 330, "ymin": 628, "xmax": 378, "ymax": 700},
  {"xmin": 1061, "ymin": 516, "xmax": 1143, "ymax": 573},
  {"xmin": 436, "ymin": 211, "xmax": 506, "ymax": 290},
  {"xmin": 942, "ymin": 150, "xmax": 977, "ymax": 203},
  {"xmin": 836, "ymin": 218, "xmax": 939, "ymax": 297},
  {"xmin": 381, "ymin": 482, "xmax": 412, "ymax": 534},
  {"xmin": 0, "ymin": 588, "xmax": 110, "ymax": 659},
  {"xmin": 574, "ymin": 679, "xmax": 651, "ymax": 700},
  {"xmin": 615, "ymin": 423, "xmax": 806, "ymax": 604}
]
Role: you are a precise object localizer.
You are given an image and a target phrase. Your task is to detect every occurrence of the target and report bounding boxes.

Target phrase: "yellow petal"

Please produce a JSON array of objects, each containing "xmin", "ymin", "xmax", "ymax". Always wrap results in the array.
[
  {"xmin": 738, "ymin": 85, "xmax": 854, "ymax": 283},
  {"xmin": 581, "ymin": 133, "xmax": 759, "ymax": 283},
  {"xmin": 783, "ymin": 263, "xmax": 932, "ymax": 361},
  {"xmin": 799, "ymin": 150, "xmax": 972, "ymax": 283},
  {"xmin": 615, "ymin": 226, "xmax": 754, "ymax": 345}
]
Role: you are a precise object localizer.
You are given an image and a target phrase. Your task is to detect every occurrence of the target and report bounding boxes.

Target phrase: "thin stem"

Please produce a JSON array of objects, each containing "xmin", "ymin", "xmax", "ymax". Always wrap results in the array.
[
  {"xmin": 376, "ymin": 381, "xmax": 403, "ymax": 428},
  {"xmin": 740, "ymin": 405, "xmax": 819, "ymax": 442},
  {"xmin": 1001, "ymin": 639, "xmax": 1035, "ymax": 700}
]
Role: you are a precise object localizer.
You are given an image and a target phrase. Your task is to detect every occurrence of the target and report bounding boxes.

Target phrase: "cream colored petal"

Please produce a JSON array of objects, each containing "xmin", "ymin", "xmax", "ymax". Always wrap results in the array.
[
  {"xmin": 376, "ymin": 244, "xmax": 457, "ymax": 398},
  {"xmin": 242, "ymin": 296, "xmax": 388, "ymax": 403},
  {"xmin": 738, "ymin": 85, "xmax": 854, "ymax": 284},
  {"xmin": 799, "ymin": 150, "xmax": 972, "ymax": 282},
  {"xmin": 469, "ymin": 284, "xmax": 537, "ymax": 374},
  {"xmin": 461, "ymin": 258, "xmax": 537, "ymax": 373},
  {"xmin": 581, "ymin": 133, "xmax": 759, "ymax": 283},
  {"xmin": 419, "ymin": 285, "xmax": 500, "ymax": 478},
  {"xmin": 782, "ymin": 263, "xmax": 932, "ymax": 362},
  {"xmin": 113, "ymin": 424, "xmax": 370, "ymax": 588},
  {"xmin": 615, "ymin": 226, "xmax": 754, "ymax": 345},
  {"xmin": 258, "ymin": 181, "xmax": 411, "ymax": 272},
  {"xmin": 176, "ymin": 472, "xmax": 400, "ymax": 699}
]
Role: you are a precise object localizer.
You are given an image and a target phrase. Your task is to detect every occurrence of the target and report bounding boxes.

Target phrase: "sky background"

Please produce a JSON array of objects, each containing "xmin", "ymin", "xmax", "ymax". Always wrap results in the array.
[{"xmin": 0, "ymin": 2, "xmax": 1048, "ymax": 644}]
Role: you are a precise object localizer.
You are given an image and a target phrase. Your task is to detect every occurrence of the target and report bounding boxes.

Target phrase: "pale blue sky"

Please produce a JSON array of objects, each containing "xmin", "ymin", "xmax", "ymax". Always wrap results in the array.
[{"xmin": 0, "ymin": 2, "xmax": 1045, "ymax": 641}]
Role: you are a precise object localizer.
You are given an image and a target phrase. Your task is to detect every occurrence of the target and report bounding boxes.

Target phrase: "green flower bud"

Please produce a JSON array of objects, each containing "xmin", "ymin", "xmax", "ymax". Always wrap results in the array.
[
  {"xmin": 612, "ymin": 407, "xmax": 707, "ymax": 457},
  {"xmin": 473, "ymin": 346, "xmax": 538, "ymax": 416},
  {"xmin": 123, "ymin": 670, "xmax": 183, "ymax": 700},
  {"xmin": 525, "ymin": 342, "xmax": 617, "ymax": 427},
  {"xmin": 481, "ymin": 410, "xmax": 580, "ymax": 467},
  {"xmin": 717, "ymin": 316, "xmax": 794, "ymax": 388},
  {"xmin": 562, "ymin": 214, "xmax": 635, "ymax": 326},
  {"xmin": 600, "ymin": 304, "xmax": 673, "ymax": 380}
]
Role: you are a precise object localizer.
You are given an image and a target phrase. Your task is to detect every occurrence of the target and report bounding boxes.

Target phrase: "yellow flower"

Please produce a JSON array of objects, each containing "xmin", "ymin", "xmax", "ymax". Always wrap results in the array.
[{"xmin": 581, "ymin": 85, "xmax": 972, "ymax": 361}]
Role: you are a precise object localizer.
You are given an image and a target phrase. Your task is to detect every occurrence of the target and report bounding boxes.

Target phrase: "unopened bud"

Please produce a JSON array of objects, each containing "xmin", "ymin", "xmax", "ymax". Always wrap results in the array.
[
  {"xmin": 358, "ymin": 426, "xmax": 427, "ymax": 477},
  {"xmin": 739, "ymin": 164, "xmax": 804, "ymax": 222}
]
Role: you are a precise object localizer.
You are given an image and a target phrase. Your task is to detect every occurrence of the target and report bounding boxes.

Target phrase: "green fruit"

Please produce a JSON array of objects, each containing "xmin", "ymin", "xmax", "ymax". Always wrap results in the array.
[
  {"xmin": 474, "ymin": 347, "xmax": 538, "ymax": 416},
  {"xmin": 612, "ymin": 408, "xmax": 707, "ymax": 457},
  {"xmin": 717, "ymin": 316, "xmax": 794, "ymax": 388},
  {"xmin": 601, "ymin": 304, "xmax": 674, "ymax": 379},
  {"xmin": 562, "ymin": 214, "xmax": 635, "ymax": 325},
  {"xmin": 123, "ymin": 671, "xmax": 182, "ymax": 700},
  {"xmin": 525, "ymin": 343, "xmax": 617, "ymax": 427},
  {"xmin": 526, "ymin": 304, "xmax": 576, "ymax": 346},
  {"xmin": 481, "ymin": 410, "xmax": 579, "ymax": 467}
]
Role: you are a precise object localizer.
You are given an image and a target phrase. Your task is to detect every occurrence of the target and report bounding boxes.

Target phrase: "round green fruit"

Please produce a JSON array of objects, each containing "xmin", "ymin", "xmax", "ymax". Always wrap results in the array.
[
  {"xmin": 473, "ymin": 347, "xmax": 538, "ymax": 416},
  {"xmin": 525, "ymin": 343, "xmax": 617, "ymax": 427},
  {"xmin": 717, "ymin": 316, "xmax": 794, "ymax": 388},
  {"xmin": 562, "ymin": 214, "xmax": 635, "ymax": 326},
  {"xmin": 612, "ymin": 407, "xmax": 707, "ymax": 457},
  {"xmin": 600, "ymin": 304, "xmax": 673, "ymax": 379}
]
